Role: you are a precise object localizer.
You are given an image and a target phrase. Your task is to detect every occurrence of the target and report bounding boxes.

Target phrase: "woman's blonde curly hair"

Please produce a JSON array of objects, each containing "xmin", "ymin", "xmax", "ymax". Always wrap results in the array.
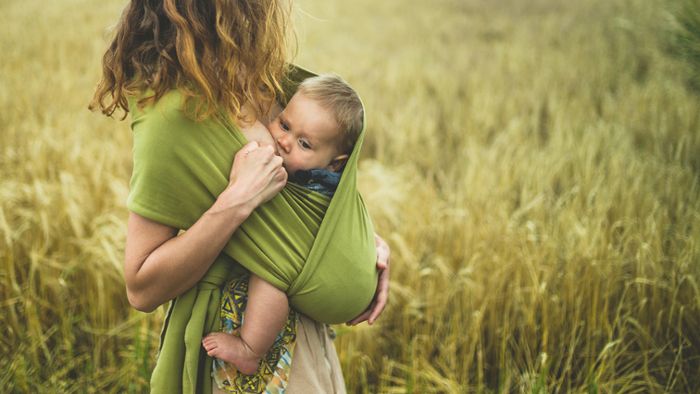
[{"xmin": 90, "ymin": 0, "xmax": 294, "ymax": 121}]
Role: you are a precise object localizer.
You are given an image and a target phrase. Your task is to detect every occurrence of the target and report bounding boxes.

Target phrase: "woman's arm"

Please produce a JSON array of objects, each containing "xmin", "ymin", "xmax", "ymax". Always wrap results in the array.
[
  {"xmin": 124, "ymin": 199, "xmax": 247, "ymax": 312},
  {"xmin": 346, "ymin": 233, "xmax": 391, "ymax": 325},
  {"xmin": 124, "ymin": 142, "xmax": 287, "ymax": 312}
]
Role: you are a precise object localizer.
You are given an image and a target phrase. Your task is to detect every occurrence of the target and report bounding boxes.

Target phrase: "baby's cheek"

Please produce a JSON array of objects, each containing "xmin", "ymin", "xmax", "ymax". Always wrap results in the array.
[
  {"xmin": 287, "ymin": 156, "xmax": 312, "ymax": 174},
  {"xmin": 282, "ymin": 158, "xmax": 300, "ymax": 175}
]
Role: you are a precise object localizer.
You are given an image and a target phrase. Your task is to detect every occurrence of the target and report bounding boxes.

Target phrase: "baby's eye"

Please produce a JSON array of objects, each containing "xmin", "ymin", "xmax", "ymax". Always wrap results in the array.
[
  {"xmin": 299, "ymin": 139, "xmax": 311, "ymax": 149},
  {"xmin": 280, "ymin": 120, "xmax": 289, "ymax": 131}
]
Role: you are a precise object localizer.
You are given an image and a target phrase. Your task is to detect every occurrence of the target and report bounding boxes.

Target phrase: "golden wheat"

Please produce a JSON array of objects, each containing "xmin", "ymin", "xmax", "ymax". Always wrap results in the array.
[{"xmin": 1, "ymin": 0, "xmax": 699, "ymax": 392}]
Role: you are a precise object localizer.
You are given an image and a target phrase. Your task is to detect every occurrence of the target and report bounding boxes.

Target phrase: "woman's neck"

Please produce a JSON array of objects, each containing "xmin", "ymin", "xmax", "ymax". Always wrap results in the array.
[{"xmin": 237, "ymin": 100, "xmax": 283, "ymax": 129}]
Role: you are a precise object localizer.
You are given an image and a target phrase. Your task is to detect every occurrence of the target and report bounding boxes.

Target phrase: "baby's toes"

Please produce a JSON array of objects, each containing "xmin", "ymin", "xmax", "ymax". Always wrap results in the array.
[
  {"xmin": 206, "ymin": 344, "xmax": 221, "ymax": 357},
  {"xmin": 202, "ymin": 338, "xmax": 217, "ymax": 352}
]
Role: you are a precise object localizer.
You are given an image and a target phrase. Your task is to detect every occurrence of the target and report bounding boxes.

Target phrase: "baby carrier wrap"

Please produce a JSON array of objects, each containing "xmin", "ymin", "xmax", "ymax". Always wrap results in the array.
[{"xmin": 127, "ymin": 66, "xmax": 377, "ymax": 393}]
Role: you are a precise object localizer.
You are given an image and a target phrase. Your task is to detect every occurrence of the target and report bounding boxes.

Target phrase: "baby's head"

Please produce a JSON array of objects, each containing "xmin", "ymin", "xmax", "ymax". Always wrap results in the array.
[{"xmin": 268, "ymin": 74, "xmax": 363, "ymax": 176}]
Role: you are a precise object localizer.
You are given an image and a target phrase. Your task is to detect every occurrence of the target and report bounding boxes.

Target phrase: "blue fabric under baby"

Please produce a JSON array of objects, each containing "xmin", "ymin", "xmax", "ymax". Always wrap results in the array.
[{"xmin": 289, "ymin": 168, "xmax": 341, "ymax": 197}]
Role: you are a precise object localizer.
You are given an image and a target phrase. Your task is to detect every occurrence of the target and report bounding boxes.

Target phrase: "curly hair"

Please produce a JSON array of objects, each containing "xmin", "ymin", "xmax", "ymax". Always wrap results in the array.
[{"xmin": 90, "ymin": 0, "xmax": 294, "ymax": 121}]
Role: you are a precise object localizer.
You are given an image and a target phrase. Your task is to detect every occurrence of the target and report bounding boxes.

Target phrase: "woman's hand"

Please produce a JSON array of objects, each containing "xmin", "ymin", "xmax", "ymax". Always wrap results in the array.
[
  {"xmin": 347, "ymin": 233, "xmax": 391, "ymax": 326},
  {"xmin": 218, "ymin": 141, "xmax": 287, "ymax": 213}
]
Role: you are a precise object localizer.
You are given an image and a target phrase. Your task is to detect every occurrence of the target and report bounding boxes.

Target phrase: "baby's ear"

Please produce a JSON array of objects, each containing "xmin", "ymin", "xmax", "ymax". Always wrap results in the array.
[{"xmin": 327, "ymin": 154, "xmax": 349, "ymax": 172}]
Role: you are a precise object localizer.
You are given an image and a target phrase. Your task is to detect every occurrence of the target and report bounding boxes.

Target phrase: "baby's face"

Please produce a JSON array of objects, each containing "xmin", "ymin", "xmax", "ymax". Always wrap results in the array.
[{"xmin": 268, "ymin": 92, "xmax": 343, "ymax": 176}]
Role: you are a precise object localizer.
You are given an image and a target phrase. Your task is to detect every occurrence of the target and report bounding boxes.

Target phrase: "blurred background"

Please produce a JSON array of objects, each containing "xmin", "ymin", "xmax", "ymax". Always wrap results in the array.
[{"xmin": 2, "ymin": 0, "xmax": 700, "ymax": 392}]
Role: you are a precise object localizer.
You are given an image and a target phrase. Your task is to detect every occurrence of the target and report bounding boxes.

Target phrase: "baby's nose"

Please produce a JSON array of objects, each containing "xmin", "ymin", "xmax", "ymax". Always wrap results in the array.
[{"xmin": 277, "ymin": 135, "xmax": 290, "ymax": 152}]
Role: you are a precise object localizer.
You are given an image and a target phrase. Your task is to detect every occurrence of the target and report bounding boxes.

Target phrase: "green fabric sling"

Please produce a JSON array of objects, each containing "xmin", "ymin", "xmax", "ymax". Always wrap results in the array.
[{"xmin": 127, "ymin": 66, "xmax": 377, "ymax": 393}]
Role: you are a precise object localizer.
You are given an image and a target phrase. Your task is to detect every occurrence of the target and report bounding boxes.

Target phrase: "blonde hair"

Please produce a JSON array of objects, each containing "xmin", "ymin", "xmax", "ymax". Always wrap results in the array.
[
  {"xmin": 297, "ymin": 74, "xmax": 364, "ymax": 154},
  {"xmin": 90, "ymin": 0, "xmax": 294, "ymax": 121}
]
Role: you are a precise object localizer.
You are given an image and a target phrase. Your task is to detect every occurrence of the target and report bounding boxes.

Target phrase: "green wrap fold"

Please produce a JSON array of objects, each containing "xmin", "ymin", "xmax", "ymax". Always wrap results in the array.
[{"xmin": 127, "ymin": 66, "xmax": 377, "ymax": 393}]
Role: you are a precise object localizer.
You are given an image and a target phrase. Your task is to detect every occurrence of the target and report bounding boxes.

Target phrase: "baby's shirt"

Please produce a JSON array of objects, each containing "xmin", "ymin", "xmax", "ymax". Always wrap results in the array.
[{"xmin": 289, "ymin": 168, "xmax": 341, "ymax": 197}]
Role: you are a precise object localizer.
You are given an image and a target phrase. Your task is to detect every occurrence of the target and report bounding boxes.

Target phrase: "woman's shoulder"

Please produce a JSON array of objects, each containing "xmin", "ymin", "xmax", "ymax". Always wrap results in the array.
[
  {"xmin": 127, "ymin": 89, "xmax": 244, "ymax": 150},
  {"xmin": 128, "ymin": 89, "xmax": 188, "ymax": 124},
  {"xmin": 127, "ymin": 90, "xmax": 218, "ymax": 165},
  {"xmin": 127, "ymin": 89, "xmax": 226, "ymax": 143}
]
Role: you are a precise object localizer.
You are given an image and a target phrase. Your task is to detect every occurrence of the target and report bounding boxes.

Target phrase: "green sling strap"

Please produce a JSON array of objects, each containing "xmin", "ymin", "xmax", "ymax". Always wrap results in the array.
[{"xmin": 126, "ymin": 66, "xmax": 377, "ymax": 393}]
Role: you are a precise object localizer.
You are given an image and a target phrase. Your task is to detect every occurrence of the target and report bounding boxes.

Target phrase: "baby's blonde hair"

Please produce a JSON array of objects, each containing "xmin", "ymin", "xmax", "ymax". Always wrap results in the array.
[{"xmin": 297, "ymin": 74, "xmax": 364, "ymax": 154}]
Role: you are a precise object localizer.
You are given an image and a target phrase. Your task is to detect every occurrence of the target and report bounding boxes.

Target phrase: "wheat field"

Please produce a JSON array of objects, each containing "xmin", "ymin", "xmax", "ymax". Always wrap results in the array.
[{"xmin": 1, "ymin": 0, "xmax": 699, "ymax": 392}]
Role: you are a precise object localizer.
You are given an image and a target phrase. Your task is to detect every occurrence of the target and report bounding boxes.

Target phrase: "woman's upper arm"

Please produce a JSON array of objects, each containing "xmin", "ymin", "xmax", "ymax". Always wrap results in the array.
[{"xmin": 124, "ymin": 211, "xmax": 178, "ymax": 309}]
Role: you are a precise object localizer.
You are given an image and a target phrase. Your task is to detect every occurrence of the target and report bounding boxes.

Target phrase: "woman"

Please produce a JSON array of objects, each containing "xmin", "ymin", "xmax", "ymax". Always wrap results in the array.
[{"xmin": 90, "ymin": 1, "xmax": 390, "ymax": 393}]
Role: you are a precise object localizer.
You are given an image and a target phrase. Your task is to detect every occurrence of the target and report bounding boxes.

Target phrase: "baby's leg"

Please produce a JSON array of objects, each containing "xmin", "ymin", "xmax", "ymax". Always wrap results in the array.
[
  {"xmin": 203, "ymin": 275, "xmax": 289, "ymax": 375},
  {"xmin": 241, "ymin": 275, "xmax": 290, "ymax": 353}
]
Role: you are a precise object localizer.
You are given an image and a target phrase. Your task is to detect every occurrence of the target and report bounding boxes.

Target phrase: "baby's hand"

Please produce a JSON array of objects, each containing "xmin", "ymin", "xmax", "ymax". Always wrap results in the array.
[{"xmin": 241, "ymin": 121, "xmax": 277, "ymax": 154}]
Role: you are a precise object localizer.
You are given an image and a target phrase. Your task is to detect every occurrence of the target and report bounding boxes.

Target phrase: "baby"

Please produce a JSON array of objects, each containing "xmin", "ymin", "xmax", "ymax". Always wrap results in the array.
[{"xmin": 202, "ymin": 74, "xmax": 364, "ymax": 375}]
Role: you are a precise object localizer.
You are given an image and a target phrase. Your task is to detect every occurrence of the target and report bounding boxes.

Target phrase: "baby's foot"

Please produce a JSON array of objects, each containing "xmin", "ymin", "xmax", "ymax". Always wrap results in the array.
[{"xmin": 202, "ymin": 332, "xmax": 261, "ymax": 375}]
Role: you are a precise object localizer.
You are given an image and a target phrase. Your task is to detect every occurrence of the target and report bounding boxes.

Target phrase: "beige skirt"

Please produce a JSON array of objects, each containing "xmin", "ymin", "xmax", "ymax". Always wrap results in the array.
[{"xmin": 212, "ymin": 314, "xmax": 346, "ymax": 394}]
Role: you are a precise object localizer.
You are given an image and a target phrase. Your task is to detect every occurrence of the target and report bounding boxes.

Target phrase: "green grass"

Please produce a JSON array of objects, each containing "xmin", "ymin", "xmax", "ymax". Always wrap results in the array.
[{"xmin": 667, "ymin": 0, "xmax": 700, "ymax": 92}]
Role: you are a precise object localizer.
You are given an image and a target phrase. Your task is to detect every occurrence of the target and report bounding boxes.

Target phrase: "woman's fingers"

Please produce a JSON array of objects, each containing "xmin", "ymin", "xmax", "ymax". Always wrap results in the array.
[
  {"xmin": 257, "ymin": 167, "xmax": 287, "ymax": 204},
  {"xmin": 229, "ymin": 141, "xmax": 261, "ymax": 184},
  {"xmin": 347, "ymin": 309, "xmax": 371, "ymax": 326},
  {"xmin": 250, "ymin": 150, "xmax": 286, "ymax": 204},
  {"xmin": 367, "ymin": 264, "xmax": 390, "ymax": 324},
  {"xmin": 264, "ymin": 154, "xmax": 283, "ymax": 174},
  {"xmin": 226, "ymin": 142, "xmax": 286, "ymax": 208},
  {"xmin": 235, "ymin": 141, "xmax": 260, "ymax": 159},
  {"xmin": 347, "ymin": 235, "xmax": 391, "ymax": 326},
  {"xmin": 246, "ymin": 144, "xmax": 276, "ymax": 165},
  {"xmin": 274, "ymin": 167, "xmax": 287, "ymax": 182},
  {"xmin": 375, "ymin": 234, "xmax": 390, "ymax": 270},
  {"xmin": 348, "ymin": 265, "xmax": 389, "ymax": 326},
  {"xmin": 371, "ymin": 234, "xmax": 391, "ymax": 324}
]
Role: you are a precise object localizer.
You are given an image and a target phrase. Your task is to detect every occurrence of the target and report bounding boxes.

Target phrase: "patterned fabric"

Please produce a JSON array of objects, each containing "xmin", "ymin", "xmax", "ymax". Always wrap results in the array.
[
  {"xmin": 289, "ymin": 168, "xmax": 341, "ymax": 197},
  {"xmin": 212, "ymin": 275, "xmax": 298, "ymax": 393}
]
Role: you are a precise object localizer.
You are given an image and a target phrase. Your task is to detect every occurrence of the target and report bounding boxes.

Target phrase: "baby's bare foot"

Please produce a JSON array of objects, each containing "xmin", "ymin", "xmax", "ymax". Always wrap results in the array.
[{"xmin": 202, "ymin": 332, "xmax": 261, "ymax": 375}]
